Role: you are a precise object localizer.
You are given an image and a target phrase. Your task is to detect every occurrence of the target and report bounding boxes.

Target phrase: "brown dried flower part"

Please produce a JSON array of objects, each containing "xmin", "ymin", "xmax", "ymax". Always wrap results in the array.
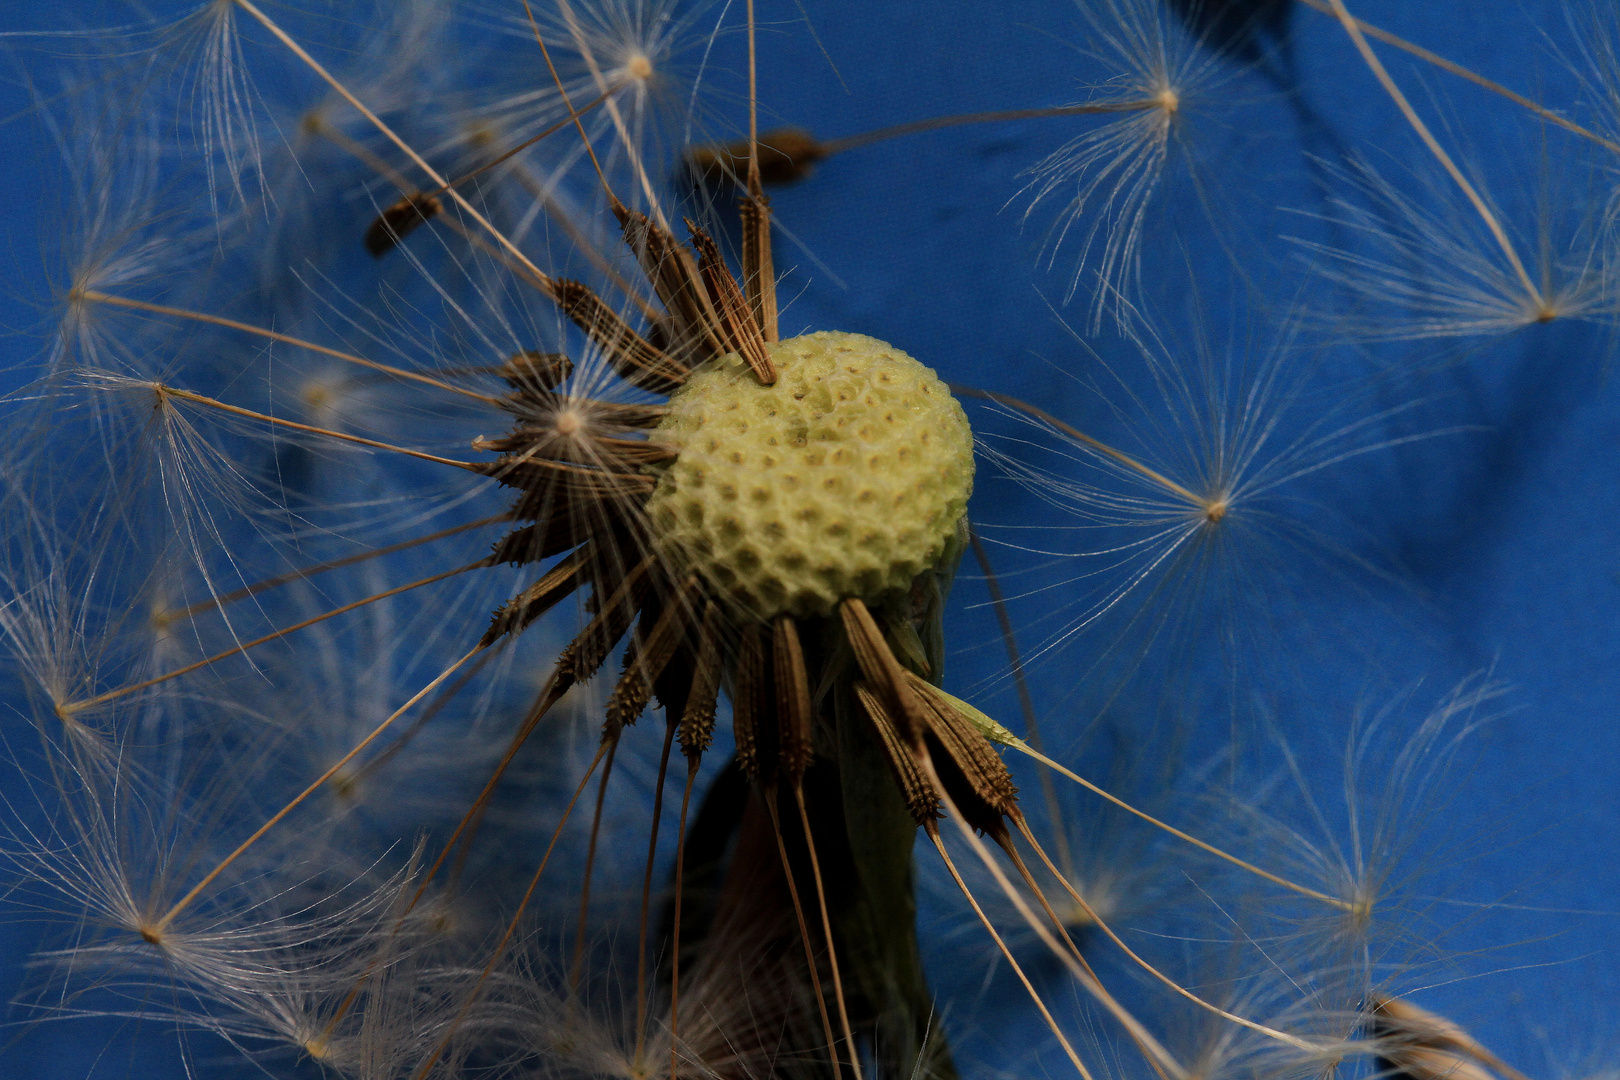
[
  {"xmin": 497, "ymin": 350, "xmax": 574, "ymax": 392},
  {"xmin": 685, "ymin": 127, "xmax": 829, "ymax": 187},
  {"xmin": 550, "ymin": 278, "xmax": 690, "ymax": 393},
  {"xmin": 1368, "ymin": 995, "xmax": 1529, "ymax": 1080},
  {"xmin": 364, "ymin": 192, "xmax": 444, "ymax": 257},
  {"xmin": 843, "ymin": 604, "xmax": 1019, "ymax": 835}
]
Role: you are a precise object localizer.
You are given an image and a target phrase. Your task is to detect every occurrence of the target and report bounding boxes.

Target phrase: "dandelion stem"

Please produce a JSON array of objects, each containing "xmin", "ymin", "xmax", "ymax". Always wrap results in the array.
[
  {"xmin": 550, "ymin": 0, "xmax": 666, "ymax": 223},
  {"xmin": 424, "ymin": 86, "xmax": 621, "ymax": 200},
  {"xmin": 501, "ymin": 154, "xmax": 662, "ymax": 321},
  {"xmin": 154, "ymin": 644, "xmax": 485, "ymax": 933},
  {"xmin": 432, "ymin": 671, "xmax": 576, "ymax": 886},
  {"xmin": 74, "ymin": 291, "xmax": 505, "ymax": 408},
  {"xmin": 669, "ymin": 753, "xmax": 700, "ymax": 1080},
  {"xmin": 310, "ymin": 648, "xmax": 530, "ymax": 1045},
  {"xmin": 350, "ymin": 642, "xmax": 505, "ymax": 785},
  {"xmin": 918, "ymin": 756, "xmax": 1184, "ymax": 1080},
  {"xmin": 1293, "ymin": 0, "xmax": 1620, "ymax": 158},
  {"xmin": 746, "ymin": 0, "xmax": 762, "ymax": 200},
  {"xmin": 315, "ymin": 96, "xmax": 660, "ymax": 319},
  {"xmin": 306, "ymin": 116, "xmax": 413, "ymax": 189},
  {"xmin": 314, "ymin": 112, "xmax": 590, "ymax": 305},
  {"xmin": 446, "ymin": 671, "xmax": 585, "ymax": 882},
  {"xmin": 317, "ymin": 667, "xmax": 583, "ymax": 1036},
  {"xmin": 1323, "ymin": 0, "xmax": 1544, "ymax": 310},
  {"xmin": 520, "ymin": 0, "xmax": 620, "ymax": 212},
  {"xmin": 570, "ymin": 735, "xmax": 619, "ymax": 996},
  {"xmin": 633, "ymin": 716, "xmax": 678, "ymax": 1067},
  {"xmin": 63, "ymin": 560, "xmax": 486, "ymax": 716},
  {"xmin": 736, "ymin": 0, "xmax": 781, "ymax": 347},
  {"xmin": 995, "ymin": 829, "xmax": 1172, "ymax": 1080}
]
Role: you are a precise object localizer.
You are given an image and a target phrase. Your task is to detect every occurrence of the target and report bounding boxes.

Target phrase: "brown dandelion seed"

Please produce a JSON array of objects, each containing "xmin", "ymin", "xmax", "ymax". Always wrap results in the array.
[
  {"xmin": 364, "ymin": 192, "xmax": 443, "ymax": 257},
  {"xmin": 684, "ymin": 126, "xmax": 829, "ymax": 187},
  {"xmin": 498, "ymin": 349, "xmax": 574, "ymax": 391},
  {"xmin": 1368, "ymin": 995, "xmax": 1529, "ymax": 1080}
]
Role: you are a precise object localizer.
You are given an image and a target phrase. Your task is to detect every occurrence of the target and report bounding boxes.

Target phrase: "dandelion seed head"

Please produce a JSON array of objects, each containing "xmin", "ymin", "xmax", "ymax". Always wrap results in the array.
[
  {"xmin": 624, "ymin": 52, "xmax": 654, "ymax": 82},
  {"xmin": 644, "ymin": 331, "xmax": 973, "ymax": 618}
]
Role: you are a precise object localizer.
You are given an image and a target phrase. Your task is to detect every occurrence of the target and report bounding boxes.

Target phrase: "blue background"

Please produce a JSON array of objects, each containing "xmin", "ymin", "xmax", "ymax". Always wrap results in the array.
[{"xmin": 1, "ymin": 0, "xmax": 1616, "ymax": 1076}]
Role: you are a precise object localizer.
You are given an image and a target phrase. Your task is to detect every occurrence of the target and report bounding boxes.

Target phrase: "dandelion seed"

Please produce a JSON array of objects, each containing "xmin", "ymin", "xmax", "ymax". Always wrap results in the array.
[
  {"xmin": 1367, "ymin": 994, "xmax": 1530, "ymax": 1080},
  {"xmin": 1289, "ymin": 147, "xmax": 1620, "ymax": 342},
  {"xmin": 965, "ymin": 298, "xmax": 1420, "ymax": 729},
  {"xmin": 1020, "ymin": 0, "xmax": 1228, "ymax": 329}
]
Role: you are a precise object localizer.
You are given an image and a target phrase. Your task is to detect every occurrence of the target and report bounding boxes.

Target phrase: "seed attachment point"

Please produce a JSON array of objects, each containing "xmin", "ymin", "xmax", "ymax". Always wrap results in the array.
[{"xmin": 645, "ymin": 331, "xmax": 973, "ymax": 618}]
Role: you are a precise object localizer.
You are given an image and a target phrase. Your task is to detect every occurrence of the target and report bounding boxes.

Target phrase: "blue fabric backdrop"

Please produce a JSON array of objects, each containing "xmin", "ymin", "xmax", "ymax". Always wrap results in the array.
[{"xmin": 0, "ymin": 1, "xmax": 1613, "ymax": 1076}]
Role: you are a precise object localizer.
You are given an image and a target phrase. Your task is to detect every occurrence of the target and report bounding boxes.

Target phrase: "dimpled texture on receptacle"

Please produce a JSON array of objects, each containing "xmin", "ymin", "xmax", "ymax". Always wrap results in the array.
[{"xmin": 645, "ymin": 331, "xmax": 973, "ymax": 618}]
